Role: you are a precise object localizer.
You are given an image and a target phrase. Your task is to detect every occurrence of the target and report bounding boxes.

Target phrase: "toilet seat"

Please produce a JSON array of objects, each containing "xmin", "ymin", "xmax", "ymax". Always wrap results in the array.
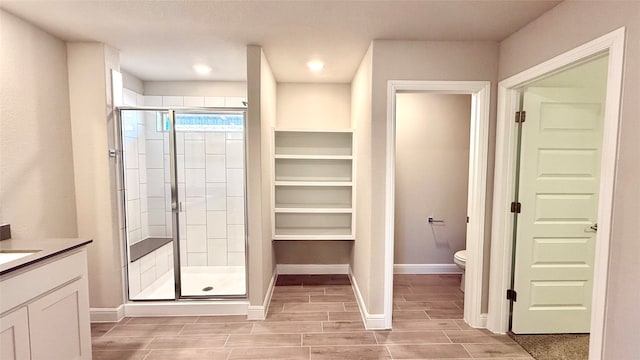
[
  {"xmin": 453, "ymin": 250, "xmax": 467, "ymax": 292},
  {"xmin": 454, "ymin": 250, "xmax": 467, "ymax": 269}
]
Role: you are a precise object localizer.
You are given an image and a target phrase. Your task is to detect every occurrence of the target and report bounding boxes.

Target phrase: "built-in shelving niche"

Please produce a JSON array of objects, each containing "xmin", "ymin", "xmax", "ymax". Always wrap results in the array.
[{"xmin": 272, "ymin": 129, "xmax": 355, "ymax": 240}]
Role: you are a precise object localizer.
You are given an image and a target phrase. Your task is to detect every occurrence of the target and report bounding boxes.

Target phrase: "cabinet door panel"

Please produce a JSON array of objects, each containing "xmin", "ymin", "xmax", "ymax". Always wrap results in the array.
[
  {"xmin": 28, "ymin": 279, "xmax": 91, "ymax": 360},
  {"xmin": 0, "ymin": 307, "xmax": 31, "ymax": 360}
]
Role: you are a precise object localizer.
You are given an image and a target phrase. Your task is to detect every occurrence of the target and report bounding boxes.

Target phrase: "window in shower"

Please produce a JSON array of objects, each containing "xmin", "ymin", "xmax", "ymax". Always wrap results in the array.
[{"xmin": 120, "ymin": 108, "xmax": 247, "ymax": 300}]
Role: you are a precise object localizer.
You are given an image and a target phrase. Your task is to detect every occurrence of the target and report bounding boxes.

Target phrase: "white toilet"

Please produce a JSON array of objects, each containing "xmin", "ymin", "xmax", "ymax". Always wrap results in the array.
[{"xmin": 453, "ymin": 250, "xmax": 467, "ymax": 292}]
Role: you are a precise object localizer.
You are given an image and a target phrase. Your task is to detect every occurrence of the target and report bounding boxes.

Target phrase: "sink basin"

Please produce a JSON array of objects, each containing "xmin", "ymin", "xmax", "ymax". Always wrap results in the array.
[{"xmin": 0, "ymin": 250, "xmax": 38, "ymax": 265}]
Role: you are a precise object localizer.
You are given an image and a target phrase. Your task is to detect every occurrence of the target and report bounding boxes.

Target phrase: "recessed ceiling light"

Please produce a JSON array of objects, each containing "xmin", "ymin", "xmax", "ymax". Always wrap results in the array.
[
  {"xmin": 193, "ymin": 64, "xmax": 212, "ymax": 74},
  {"xmin": 307, "ymin": 60, "xmax": 324, "ymax": 72}
]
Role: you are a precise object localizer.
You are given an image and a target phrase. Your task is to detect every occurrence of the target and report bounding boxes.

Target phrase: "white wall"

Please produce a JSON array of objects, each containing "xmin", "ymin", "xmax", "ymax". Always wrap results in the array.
[
  {"xmin": 121, "ymin": 88, "xmax": 148, "ymax": 247},
  {"xmin": 368, "ymin": 40, "xmax": 500, "ymax": 314},
  {"xmin": 0, "ymin": 9, "xmax": 77, "ymax": 239},
  {"xmin": 395, "ymin": 93, "xmax": 471, "ymax": 264},
  {"xmin": 497, "ymin": 2, "xmax": 640, "ymax": 357},
  {"xmin": 144, "ymin": 81, "xmax": 246, "ymax": 99},
  {"xmin": 350, "ymin": 44, "xmax": 374, "ymax": 311}
]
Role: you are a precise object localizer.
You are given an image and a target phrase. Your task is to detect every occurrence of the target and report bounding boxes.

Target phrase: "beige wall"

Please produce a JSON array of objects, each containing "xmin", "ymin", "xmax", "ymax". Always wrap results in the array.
[
  {"xmin": 369, "ymin": 40, "xmax": 500, "ymax": 314},
  {"xmin": 497, "ymin": 2, "xmax": 640, "ymax": 358},
  {"xmin": 350, "ymin": 45, "xmax": 374, "ymax": 310},
  {"xmin": 259, "ymin": 49, "xmax": 277, "ymax": 303},
  {"xmin": 274, "ymin": 241, "xmax": 352, "ymax": 264},
  {"xmin": 144, "ymin": 81, "xmax": 246, "ymax": 97},
  {"xmin": 395, "ymin": 93, "xmax": 471, "ymax": 264},
  {"xmin": 275, "ymin": 82, "xmax": 353, "ymax": 265},
  {"xmin": 276, "ymin": 83, "xmax": 351, "ymax": 129},
  {"xmin": 246, "ymin": 46, "xmax": 276, "ymax": 307},
  {"xmin": 0, "ymin": 9, "xmax": 77, "ymax": 239},
  {"xmin": 67, "ymin": 42, "xmax": 124, "ymax": 308}
]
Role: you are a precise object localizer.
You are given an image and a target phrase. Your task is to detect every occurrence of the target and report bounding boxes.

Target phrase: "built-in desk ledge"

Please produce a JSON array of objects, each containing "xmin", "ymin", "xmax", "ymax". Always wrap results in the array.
[
  {"xmin": 0, "ymin": 238, "xmax": 93, "ymax": 275},
  {"xmin": 130, "ymin": 237, "xmax": 172, "ymax": 262}
]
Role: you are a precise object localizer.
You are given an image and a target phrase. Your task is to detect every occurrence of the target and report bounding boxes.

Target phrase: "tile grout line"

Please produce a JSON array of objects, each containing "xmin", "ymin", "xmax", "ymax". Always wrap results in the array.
[
  {"xmin": 385, "ymin": 344, "xmax": 393, "ymax": 359},
  {"xmin": 459, "ymin": 343, "xmax": 475, "ymax": 359},
  {"xmin": 442, "ymin": 330, "xmax": 455, "ymax": 344}
]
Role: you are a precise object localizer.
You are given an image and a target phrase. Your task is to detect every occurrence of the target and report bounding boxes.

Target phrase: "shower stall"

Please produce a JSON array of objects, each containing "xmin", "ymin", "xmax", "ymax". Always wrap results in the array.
[{"xmin": 118, "ymin": 107, "xmax": 247, "ymax": 300}]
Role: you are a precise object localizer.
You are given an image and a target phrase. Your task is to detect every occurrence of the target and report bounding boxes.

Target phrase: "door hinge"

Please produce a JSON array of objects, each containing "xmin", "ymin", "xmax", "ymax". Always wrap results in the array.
[
  {"xmin": 515, "ymin": 110, "xmax": 526, "ymax": 123},
  {"xmin": 510, "ymin": 202, "xmax": 521, "ymax": 213},
  {"xmin": 506, "ymin": 289, "xmax": 517, "ymax": 302}
]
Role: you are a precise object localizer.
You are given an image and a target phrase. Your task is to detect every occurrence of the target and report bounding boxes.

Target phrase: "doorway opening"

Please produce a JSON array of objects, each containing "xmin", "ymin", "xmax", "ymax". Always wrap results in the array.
[
  {"xmin": 393, "ymin": 92, "xmax": 472, "ymax": 322},
  {"xmin": 385, "ymin": 81, "xmax": 491, "ymax": 329},
  {"xmin": 508, "ymin": 54, "xmax": 609, "ymax": 359},
  {"xmin": 488, "ymin": 28, "xmax": 625, "ymax": 360},
  {"xmin": 118, "ymin": 107, "xmax": 248, "ymax": 301}
]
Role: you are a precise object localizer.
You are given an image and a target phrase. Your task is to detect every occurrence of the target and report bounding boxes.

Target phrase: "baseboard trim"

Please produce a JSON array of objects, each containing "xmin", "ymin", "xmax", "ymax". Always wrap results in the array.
[
  {"xmin": 480, "ymin": 313, "xmax": 488, "ymax": 328},
  {"xmin": 247, "ymin": 269, "xmax": 277, "ymax": 321},
  {"xmin": 123, "ymin": 301, "xmax": 248, "ymax": 317},
  {"xmin": 394, "ymin": 264, "xmax": 462, "ymax": 274},
  {"xmin": 90, "ymin": 305, "xmax": 125, "ymax": 323},
  {"xmin": 276, "ymin": 264, "xmax": 349, "ymax": 275},
  {"xmin": 348, "ymin": 267, "xmax": 387, "ymax": 330}
]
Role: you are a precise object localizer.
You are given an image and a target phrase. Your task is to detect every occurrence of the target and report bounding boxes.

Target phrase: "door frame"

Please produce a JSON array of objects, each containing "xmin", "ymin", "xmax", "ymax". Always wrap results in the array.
[
  {"xmin": 487, "ymin": 27, "xmax": 625, "ymax": 359},
  {"xmin": 384, "ymin": 80, "xmax": 491, "ymax": 329}
]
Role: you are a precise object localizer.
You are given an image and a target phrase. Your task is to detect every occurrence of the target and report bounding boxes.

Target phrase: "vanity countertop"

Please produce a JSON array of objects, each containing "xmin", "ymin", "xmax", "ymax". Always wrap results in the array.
[{"xmin": 0, "ymin": 238, "xmax": 93, "ymax": 276}]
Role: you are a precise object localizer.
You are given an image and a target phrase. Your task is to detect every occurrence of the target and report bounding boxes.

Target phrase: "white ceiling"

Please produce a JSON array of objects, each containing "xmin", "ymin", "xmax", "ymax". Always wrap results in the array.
[{"xmin": 0, "ymin": 1, "xmax": 561, "ymax": 83}]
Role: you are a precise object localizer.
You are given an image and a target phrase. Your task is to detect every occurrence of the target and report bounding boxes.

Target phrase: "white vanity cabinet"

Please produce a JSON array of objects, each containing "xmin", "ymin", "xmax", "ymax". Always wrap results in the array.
[
  {"xmin": 0, "ymin": 308, "xmax": 30, "ymax": 359},
  {"xmin": 0, "ymin": 247, "xmax": 92, "ymax": 360}
]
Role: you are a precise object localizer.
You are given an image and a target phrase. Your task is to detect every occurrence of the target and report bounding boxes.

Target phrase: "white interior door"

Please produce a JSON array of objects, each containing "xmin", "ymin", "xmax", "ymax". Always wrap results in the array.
[{"xmin": 512, "ymin": 86, "xmax": 604, "ymax": 334}]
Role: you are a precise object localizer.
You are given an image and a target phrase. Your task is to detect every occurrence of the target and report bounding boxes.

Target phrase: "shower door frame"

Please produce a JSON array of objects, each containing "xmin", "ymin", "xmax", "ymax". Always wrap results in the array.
[{"xmin": 117, "ymin": 106, "xmax": 249, "ymax": 301}]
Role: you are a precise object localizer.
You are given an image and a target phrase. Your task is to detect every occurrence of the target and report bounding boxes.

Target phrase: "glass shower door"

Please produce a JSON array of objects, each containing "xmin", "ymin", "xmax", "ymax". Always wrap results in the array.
[
  {"xmin": 170, "ymin": 110, "xmax": 247, "ymax": 297},
  {"xmin": 121, "ymin": 108, "xmax": 176, "ymax": 300}
]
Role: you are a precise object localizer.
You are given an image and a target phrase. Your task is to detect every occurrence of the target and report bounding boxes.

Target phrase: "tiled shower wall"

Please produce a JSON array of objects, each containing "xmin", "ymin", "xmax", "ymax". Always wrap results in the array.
[
  {"xmin": 122, "ymin": 89, "xmax": 148, "ymax": 246},
  {"xmin": 168, "ymin": 129, "xmax": 246, "ymax": 267},
  {"xmin": 140, "ymin": 94, "xmax": 246, "ymax": 267}
]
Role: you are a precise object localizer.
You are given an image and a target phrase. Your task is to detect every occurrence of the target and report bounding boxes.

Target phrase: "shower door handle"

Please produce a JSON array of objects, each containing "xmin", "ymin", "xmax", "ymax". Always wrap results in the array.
[{"xmin": 171, "ymin": 202, "xmax": 185, "ymax": 212}]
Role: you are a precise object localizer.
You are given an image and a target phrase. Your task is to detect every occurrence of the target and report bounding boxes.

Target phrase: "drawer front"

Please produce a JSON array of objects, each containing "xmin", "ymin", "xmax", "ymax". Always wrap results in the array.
[{"xmin": 0, "ymin": 249, "xmax": 88, "ymax": 314}]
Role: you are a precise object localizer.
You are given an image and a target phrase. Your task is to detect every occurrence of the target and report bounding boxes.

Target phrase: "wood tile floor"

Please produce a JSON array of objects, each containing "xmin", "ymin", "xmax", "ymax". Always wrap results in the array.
[{"xmin": 92, "ymin": 274, "xmax": 533, "ymax": 359}]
